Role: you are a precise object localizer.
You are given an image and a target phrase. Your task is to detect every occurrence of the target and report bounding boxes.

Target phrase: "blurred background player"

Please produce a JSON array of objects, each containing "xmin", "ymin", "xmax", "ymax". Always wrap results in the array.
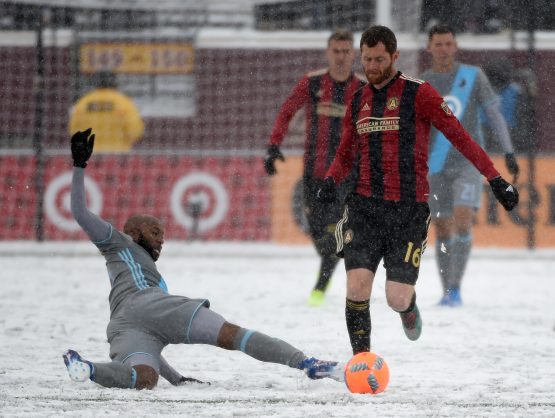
[
  {"xmin": 264, "ymin": 29, "xmax": 366, "ymax": 307},
  {"xmin": 422, "ymin": 25, "xmax": 520, "ymax": 307},
  {"xmin": 69, "ymin": 70, "xmax": 145, "ymax": 153},
  {"xmin": 63, "ymin": 129, "xmax": 342, "ymax": 390},
  {"xmin": 317, "ymin": 25, "xmax": 518, "ymax": 355}
]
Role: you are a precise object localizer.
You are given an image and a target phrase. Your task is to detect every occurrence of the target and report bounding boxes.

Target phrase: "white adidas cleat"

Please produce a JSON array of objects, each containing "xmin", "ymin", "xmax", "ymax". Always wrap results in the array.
[{"xmin": 63, "ymin": 349, "xmax": 92, "ymax": 382}]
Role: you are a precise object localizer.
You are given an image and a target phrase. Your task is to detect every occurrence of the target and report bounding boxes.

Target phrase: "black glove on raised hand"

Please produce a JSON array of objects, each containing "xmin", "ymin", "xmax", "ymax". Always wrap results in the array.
[
  {"xmin": 316, "ymin": 177, "xmax": 337, "ymax": 203},
  {"xmin": 264, "ymin": 145, "xmax": 285, "ymax": 176},
  {"xmin": 505, "ymin": 153, "xmax": 520, "ymax": 178},
  {"xmin": 489, "ymin": 176, "xmax": 519, "ymax": 211},
  {"xmin": 71, "ymin": 128, "xmax": 95, "ymax": 168}
]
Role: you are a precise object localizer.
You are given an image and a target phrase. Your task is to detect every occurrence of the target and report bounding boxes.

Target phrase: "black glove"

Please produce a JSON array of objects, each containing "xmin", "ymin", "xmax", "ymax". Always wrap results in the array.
[
  {"xmin": 264, "ymin": 145, "xmax": 285, "ymax": 176},
  {"xmin": 316, "ymin": 177, "xmax": 337, "ymax": 203},
  {"xmin": 177, "ymin": 376, "xmax": 210, "ymax": 386},
  {"xmin": 489, "ymin": 176, "xmax": 519, "ymax": 211},
  {"xmin": 71, "ymin": 128, "xmax": 95, "ymax": 168},
  {"xmin": 505, "ymin": 153, "xmax": 519, "ymax": 179}
]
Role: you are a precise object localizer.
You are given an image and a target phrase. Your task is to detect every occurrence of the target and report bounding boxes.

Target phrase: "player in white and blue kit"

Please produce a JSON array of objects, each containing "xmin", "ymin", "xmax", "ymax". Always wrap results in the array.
[
  {"xmin": 422, "ymin": 25, "xmax": 520, "ymax": 306},
  {"xmin": 63, "ymin": 129, "xmax": 342, "ymax": 389}
]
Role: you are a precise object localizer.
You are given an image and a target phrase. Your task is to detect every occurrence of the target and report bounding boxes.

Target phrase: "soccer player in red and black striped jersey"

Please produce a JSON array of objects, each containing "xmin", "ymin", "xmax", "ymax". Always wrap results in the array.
[
  {"xmin": 264, "ymin": 30, "xmax": 366, "ymax": 307},
  {"xmin": 317, "ymin": 26, "xmax": 519, "ymax": 354}
]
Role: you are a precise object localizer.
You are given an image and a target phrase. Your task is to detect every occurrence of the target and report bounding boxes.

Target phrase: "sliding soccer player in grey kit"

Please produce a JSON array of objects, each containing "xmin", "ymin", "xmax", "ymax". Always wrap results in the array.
[{"xmin": 63, "ymin": 128, "xmax": 342, "ymax": 389}]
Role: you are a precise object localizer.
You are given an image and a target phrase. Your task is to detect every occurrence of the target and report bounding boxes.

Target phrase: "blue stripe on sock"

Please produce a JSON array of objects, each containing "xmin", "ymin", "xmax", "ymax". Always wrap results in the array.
[
  {"xmin": 130, "ymin": 368, "xmax": 137, "ymax": 389},
  {"xmin": 239, "ymin": 330, "xmax": 255, "ymax": 353}
]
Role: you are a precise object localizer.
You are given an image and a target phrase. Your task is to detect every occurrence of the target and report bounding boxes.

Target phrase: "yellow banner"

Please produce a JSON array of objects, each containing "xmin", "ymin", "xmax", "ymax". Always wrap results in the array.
[
  {"xmin": 271, "ymin": 156, "xmax": 555, "ymax": 248},
  {"xmin": 80, "ymin": 43, "xmax": 194, "ymax": 74}
]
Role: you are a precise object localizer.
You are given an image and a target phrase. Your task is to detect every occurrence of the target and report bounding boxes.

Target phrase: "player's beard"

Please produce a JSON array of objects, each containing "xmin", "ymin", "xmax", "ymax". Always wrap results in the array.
[
  {"xmin": 138, "ymin": 233, "xmax": 160, "ymax": 261},
  {"xmin": 366, "ymin": 63, "xmax": 394, "ymax": 86}
]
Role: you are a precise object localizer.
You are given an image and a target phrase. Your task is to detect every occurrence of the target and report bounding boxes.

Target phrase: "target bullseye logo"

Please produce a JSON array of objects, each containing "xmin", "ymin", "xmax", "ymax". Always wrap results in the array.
[
  {"xmin": 45, "ymin": 171, "xmax": 103, "ymax": 232},
  {"xmin": 170, "ymin": 172, "xmax": 229, "ymax": 232}
]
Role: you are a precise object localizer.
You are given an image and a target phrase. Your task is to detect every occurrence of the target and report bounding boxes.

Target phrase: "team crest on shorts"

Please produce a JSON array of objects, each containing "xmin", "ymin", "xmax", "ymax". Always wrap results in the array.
[
  {"xmin": 386, "ymin": 97, "xmax": 399, "ymax": 110},
  {"xmin": 344, "ymin": 229, "xmax": 354, "ymax": 244}
]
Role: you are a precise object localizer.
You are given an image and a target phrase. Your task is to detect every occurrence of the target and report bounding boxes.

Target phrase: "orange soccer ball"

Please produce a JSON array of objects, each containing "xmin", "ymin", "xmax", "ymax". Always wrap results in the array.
[{"xmin": 344, "ymin": 352, "xmax": 390, "ymax": 394}]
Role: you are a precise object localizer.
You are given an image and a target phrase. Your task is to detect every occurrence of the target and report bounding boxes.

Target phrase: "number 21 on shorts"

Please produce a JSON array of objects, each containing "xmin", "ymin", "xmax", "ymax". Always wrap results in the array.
[{"xmin": 403, "ymin": 241, "xmax": 421, "ymax": 267}]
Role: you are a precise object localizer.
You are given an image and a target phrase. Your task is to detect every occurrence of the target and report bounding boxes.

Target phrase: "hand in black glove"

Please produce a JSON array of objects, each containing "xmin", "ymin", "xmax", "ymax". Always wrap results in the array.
[
  {"xmin": 316, "ymin": 177, "xmax": 337, "ymax": 203},
  {"xmin": 505, "ymin": 153, "xmax": 519, "ymax": 181},
  {"xmin": 71, "ymin": 128, "xmax": 95, "ymax": 168},
  {"xmin": 264, "ymin": 145, "xmax": 285, "ymax": 176},
  {"xmin": 177, "ymin": 376, "xmax": 211, "ymax": 386},
  {"xmin": 489, "ymin": 176, "xmax": 519, "ymax": 211}
]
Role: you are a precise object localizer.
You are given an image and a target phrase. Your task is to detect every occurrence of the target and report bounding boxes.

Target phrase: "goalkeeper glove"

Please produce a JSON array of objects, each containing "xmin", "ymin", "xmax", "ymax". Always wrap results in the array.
[
  {"xmin": 489, "ymin": 176, "xmax": 519, "ymax": 211},
  {"xmin": 505, "ymin": 153, "xmax": 519, "ymax": 179},
  {"xmin": 71, "ymin": 128, "xmax": 95, "ymax": 168},
  {"xmin": 316, "ymin": 177, "xmax": 337, "ymax": 203},
  {"xmin": 264, "ymin": 145, "xmax": 285, "ymax": 176}
]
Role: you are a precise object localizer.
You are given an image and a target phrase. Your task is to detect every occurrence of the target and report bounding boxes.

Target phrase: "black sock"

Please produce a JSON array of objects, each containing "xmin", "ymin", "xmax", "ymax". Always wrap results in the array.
[
  {"xmin": 345, "ymin": 298, "xmax": 371, "ymax": 354},
  {"xmin": 399, "ymin": 293, "xmax": 416, "ymax": 314},
  {"xmin": 313, "ymin": 255, "xmax": 339, "ymax": 291}
]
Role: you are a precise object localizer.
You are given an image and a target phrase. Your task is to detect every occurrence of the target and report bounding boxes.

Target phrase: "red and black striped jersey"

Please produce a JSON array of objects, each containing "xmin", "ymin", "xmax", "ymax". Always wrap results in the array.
[
  {"xmin": 326, "ymin": 71, "xmax": 500, "ymax": 203},
  {"xmin": 269, "ymin": 69, "xmax": 366, "ymax": 180}
]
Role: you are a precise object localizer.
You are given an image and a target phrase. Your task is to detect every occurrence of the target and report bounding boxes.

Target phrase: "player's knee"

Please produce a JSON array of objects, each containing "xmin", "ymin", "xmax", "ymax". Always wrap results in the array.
[
  {"xmin": 386, "ymin": 292, "xmax": 412, "ymax": 312},
  {"xmin": 133, "ymin": 365, "xmax": 159, "ymax": 390},
  {"xmin": 217, "ymin": 322, "xmax": 241, "ymax": 350}
]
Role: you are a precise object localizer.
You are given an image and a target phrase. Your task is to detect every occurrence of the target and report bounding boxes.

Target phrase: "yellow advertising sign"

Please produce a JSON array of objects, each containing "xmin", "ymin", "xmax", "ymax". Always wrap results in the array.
[
  {"xmin": 80, "ymin": 43, "xmax": 194, "ymax": 74},
  {"xmin": 271, "ymin": 156, "xmax": 555, "ymax": 248}
]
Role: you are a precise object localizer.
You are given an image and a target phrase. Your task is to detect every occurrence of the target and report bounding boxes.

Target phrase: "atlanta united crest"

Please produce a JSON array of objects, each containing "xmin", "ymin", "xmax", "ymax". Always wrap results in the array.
[
  {"xmin": 386, "ymin": 97, "xmax": 399, "ymax": 110},
  {"xmin": 344, "ymin": 229, "xmax": 354, "ymax": 244}
]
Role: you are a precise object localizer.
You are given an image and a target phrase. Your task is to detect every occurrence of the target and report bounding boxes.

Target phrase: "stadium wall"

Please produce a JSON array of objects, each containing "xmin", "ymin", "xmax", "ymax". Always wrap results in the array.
[{"xmin": 1, "ymin": 29, "xmax": 554, "ymax": 246}]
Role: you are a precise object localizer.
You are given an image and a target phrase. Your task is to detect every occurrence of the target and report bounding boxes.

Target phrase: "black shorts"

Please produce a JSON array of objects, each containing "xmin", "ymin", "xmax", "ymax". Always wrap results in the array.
[
  {"xmin": 303, "ymin": 179, "xmax": 352, "ymax": 256},
  {"xmin": 335, "ymin": 194, "xmax": 431, "ymax": 285}
]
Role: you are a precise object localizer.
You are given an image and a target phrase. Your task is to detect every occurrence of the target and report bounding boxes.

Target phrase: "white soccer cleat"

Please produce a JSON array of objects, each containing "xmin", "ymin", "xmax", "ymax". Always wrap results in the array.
[{"xmin": 63, "ymin": 349, "xmax": 92, "ymax": 382}]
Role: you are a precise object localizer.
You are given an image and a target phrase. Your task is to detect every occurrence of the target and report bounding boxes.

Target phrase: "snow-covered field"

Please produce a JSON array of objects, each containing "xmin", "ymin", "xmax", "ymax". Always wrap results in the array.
[{"xmin": 1, "ymin": 242, "xmax": 554, "ymax": 417}]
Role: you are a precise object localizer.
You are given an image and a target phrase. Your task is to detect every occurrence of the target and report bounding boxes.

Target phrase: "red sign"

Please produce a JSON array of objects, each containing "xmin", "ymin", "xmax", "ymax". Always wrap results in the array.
[{"xmin": 0, "ymin": 155, "xmax": 270, "ymax": 241}]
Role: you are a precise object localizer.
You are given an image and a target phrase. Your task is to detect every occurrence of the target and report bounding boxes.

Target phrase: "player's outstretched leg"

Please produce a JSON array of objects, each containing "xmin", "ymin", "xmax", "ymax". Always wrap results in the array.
[
  {"xmin": 63, "ymin": 349, "xmax": 93, "ymax": 382},
  {"xmin": 214, "ymin": 321, "xmax": 343, "ymax": 382}
]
